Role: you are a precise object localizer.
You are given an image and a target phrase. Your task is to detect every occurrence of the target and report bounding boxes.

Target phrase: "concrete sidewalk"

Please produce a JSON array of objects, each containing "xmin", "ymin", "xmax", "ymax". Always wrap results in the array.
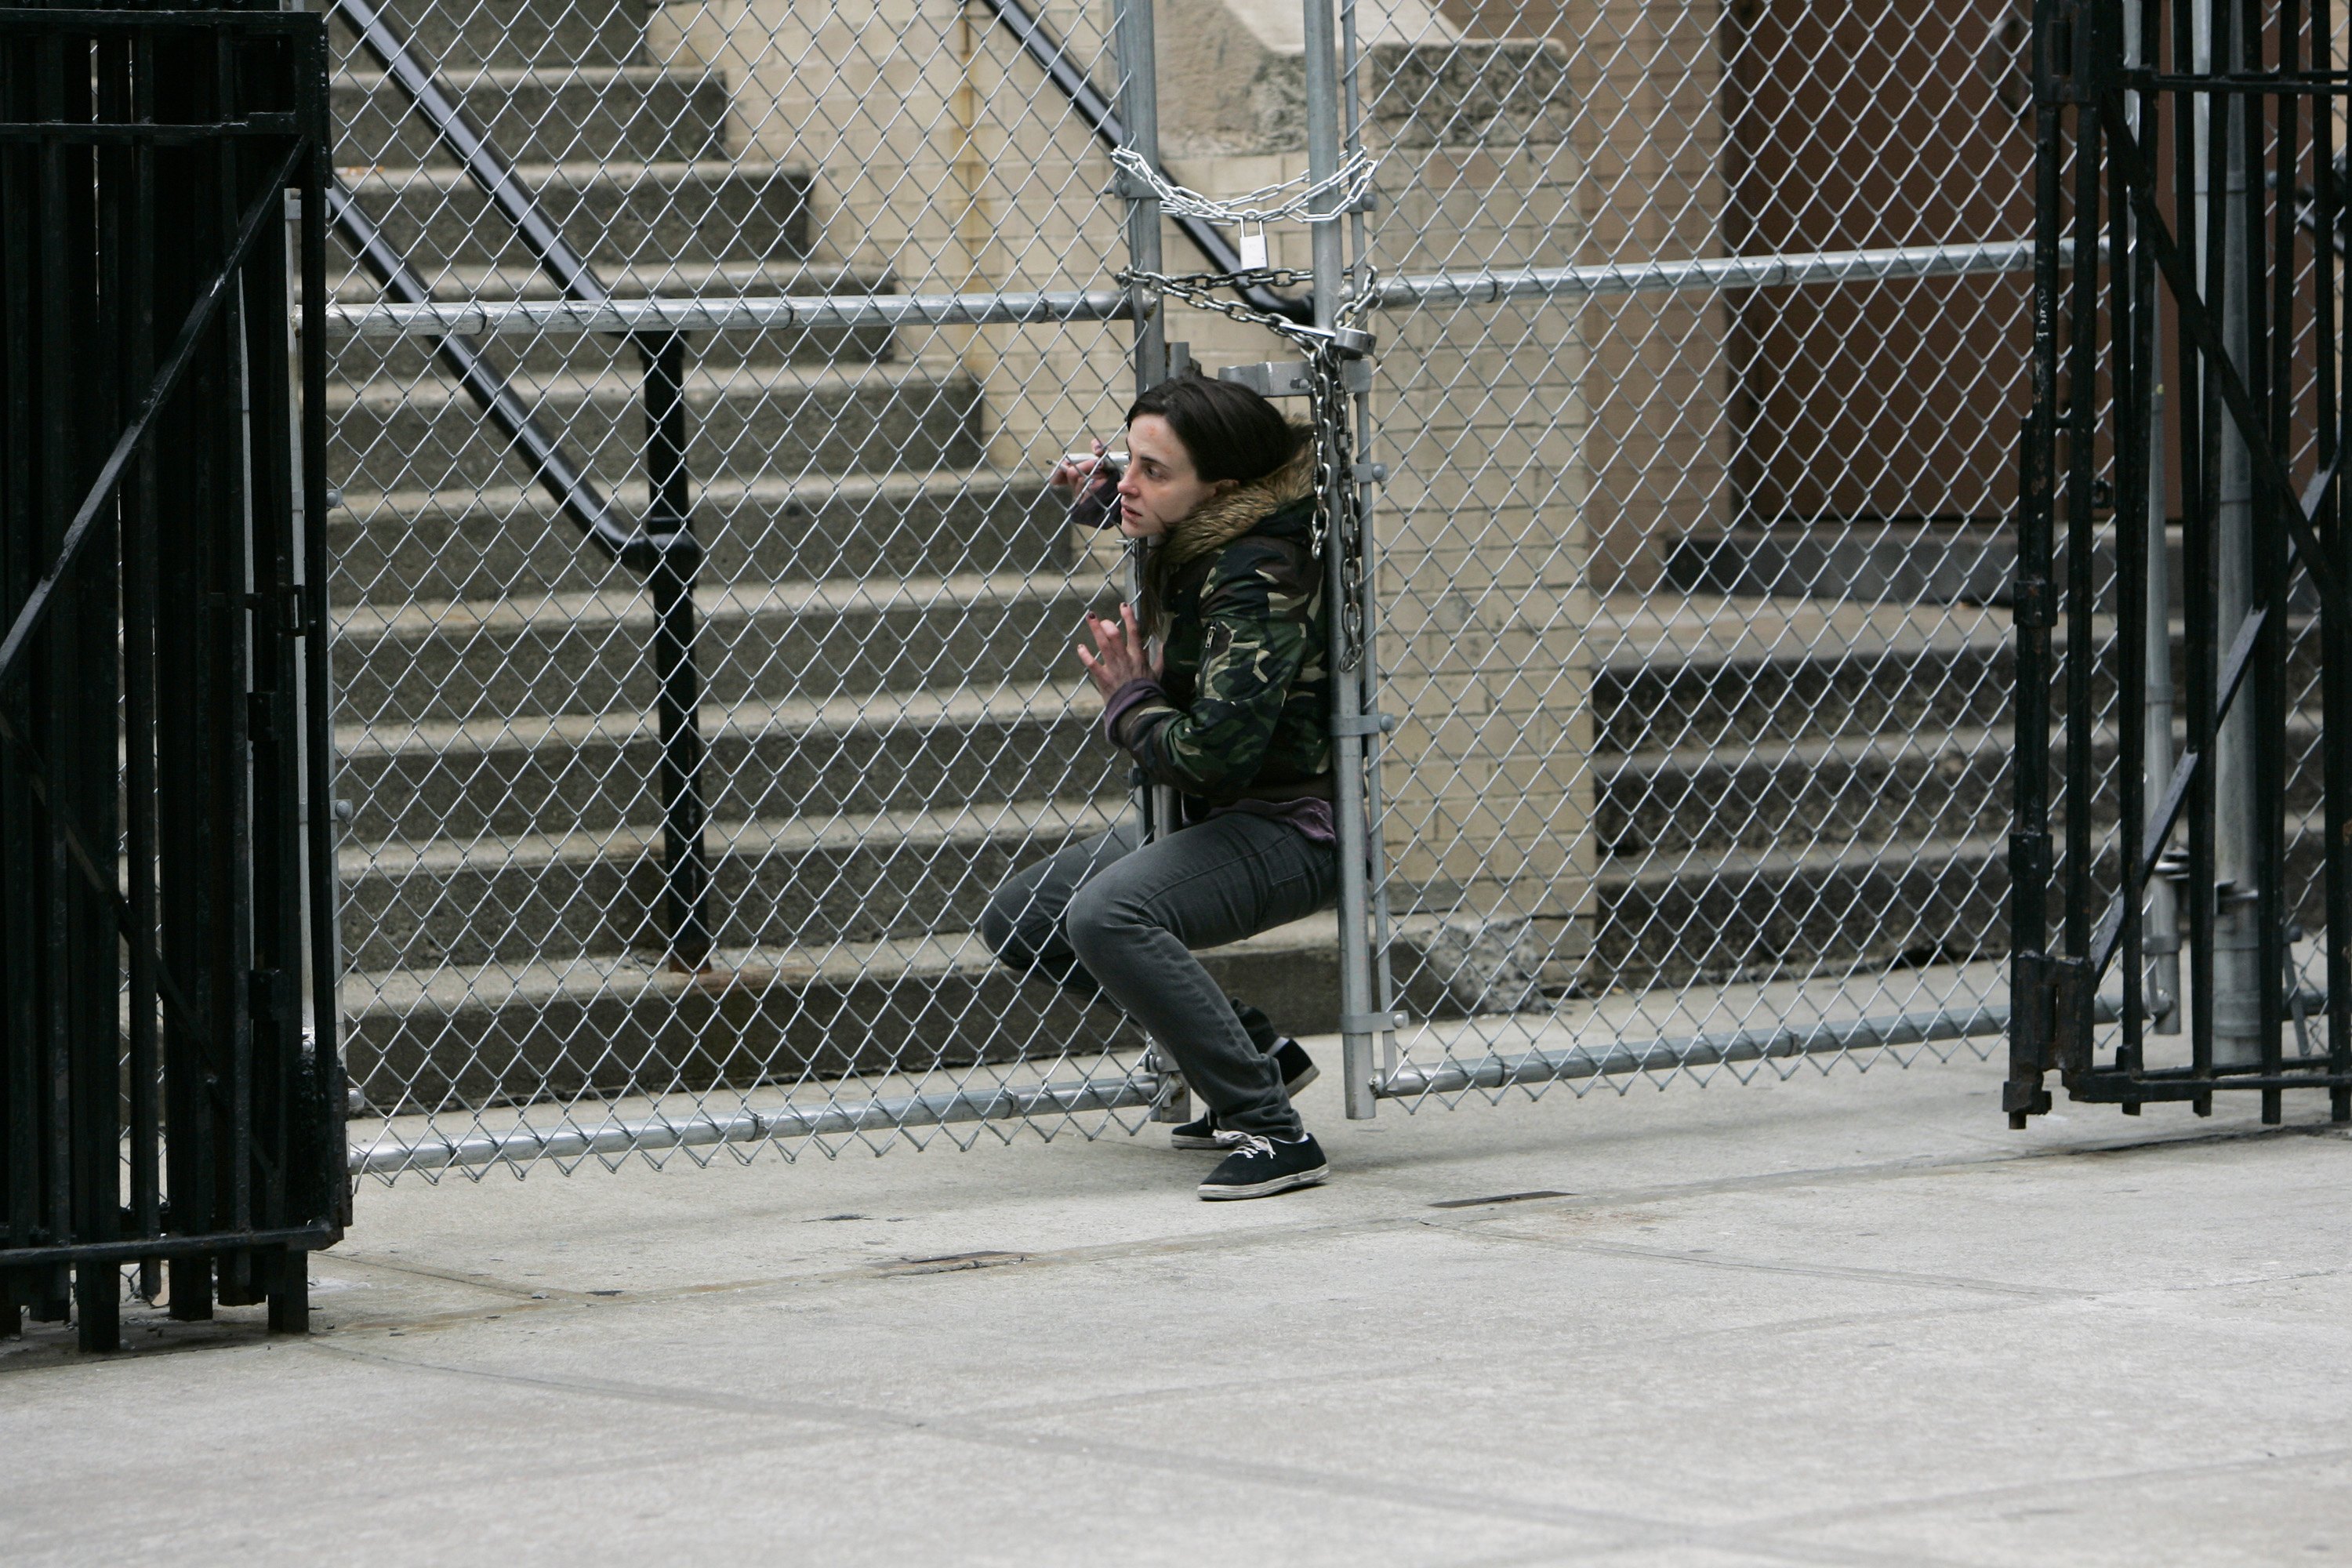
[{"xmin": 7, "ymin": 1045, "xmax": 2350, "ymax": 1566}]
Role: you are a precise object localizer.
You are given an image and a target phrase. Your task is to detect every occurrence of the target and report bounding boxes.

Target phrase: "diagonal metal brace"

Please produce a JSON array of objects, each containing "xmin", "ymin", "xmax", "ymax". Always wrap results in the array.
[
  {"xmin": 2103, "ymin": 98, "xmax": 2341, "ymax": 605},
  {"xmin": 0, "ymin": 140, "xmax": 304, "ymax": 697}
]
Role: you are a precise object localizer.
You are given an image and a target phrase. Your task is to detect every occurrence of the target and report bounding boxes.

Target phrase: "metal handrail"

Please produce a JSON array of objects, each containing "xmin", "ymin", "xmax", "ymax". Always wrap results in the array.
[
  {"xmin": 975, "ymin": 0, "xmax": 1314, "ymax": 324},
  {"xmin": 325, "ymin": 0, "xmax": 711, "ymax": 963}
]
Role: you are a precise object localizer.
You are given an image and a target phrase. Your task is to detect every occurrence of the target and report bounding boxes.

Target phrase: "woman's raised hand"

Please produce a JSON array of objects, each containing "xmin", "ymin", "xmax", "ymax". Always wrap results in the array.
[
  {"xmin": 1076, "ymin": 601, "xmax": 1155, "ymax": 702},
  {"xmin": 1048, "ymin": 437, "xmax": 1110, "ymax": 495}
]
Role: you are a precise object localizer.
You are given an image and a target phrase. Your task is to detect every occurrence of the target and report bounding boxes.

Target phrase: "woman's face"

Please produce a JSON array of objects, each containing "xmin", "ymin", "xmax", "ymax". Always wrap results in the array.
[{"xmin": 1116, "ymin": 414, "xmax": 1233, "ymax": 539}]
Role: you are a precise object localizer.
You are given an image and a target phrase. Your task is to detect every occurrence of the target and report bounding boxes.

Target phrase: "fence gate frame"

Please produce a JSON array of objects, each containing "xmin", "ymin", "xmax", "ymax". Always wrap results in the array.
[
  {"xmin": 319, "ymin": 0, "xmax": 2115, "ymax": 1176},
  {"xmin": 0, "ymin": 3, "xmax": 346, "ymax": 1349},
  {"xmin": 2006, "ymin": 0, "xmax": 2352, "ymax": 1127}
]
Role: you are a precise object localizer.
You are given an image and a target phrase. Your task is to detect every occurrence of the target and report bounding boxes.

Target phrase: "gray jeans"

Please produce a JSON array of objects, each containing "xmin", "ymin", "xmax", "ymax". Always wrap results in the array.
[{"xmin": 980, "ymin": 814, "xmax": 1338, "ymax": 1137}]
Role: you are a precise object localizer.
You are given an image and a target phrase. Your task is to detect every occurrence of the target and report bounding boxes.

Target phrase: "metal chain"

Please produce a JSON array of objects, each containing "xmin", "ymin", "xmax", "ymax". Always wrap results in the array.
[{"xmin": 1109, "ymin": 143, "xmax": 1379, "ymax": 226}]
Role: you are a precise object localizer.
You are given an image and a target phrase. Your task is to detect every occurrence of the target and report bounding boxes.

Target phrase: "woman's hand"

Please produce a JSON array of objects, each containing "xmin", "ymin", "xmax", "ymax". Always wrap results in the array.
[
  {"xmin": 1048, "ymin": 437, "xmax": 1112, "ymax": 496},
  {"xmin": 1076, "ymin": 602, "xmax": 1156, "ymax": 702}
]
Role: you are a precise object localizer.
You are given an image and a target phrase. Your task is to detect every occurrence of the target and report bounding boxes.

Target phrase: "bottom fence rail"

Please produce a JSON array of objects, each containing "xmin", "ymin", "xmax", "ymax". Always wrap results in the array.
[
  {"xmin": 1376, "ymin": 1004, "xmax": 2033, "ymax": 1098},
  {"xmin": 351, "ymin": 1073, "xmax": 1174, "ymax": 1177}
]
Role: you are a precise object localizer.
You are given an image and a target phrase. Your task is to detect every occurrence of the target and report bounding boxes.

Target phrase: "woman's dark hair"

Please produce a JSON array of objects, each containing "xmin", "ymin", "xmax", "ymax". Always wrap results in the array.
[{"xmin": 1127, "ymin": 368, "xmax": 1299, "ymax": 485}]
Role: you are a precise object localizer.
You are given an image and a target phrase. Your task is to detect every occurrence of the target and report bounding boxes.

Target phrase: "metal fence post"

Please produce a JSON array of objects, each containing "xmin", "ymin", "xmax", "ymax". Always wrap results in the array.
[
  {"xmin": 1301, "ymin": 0, "xmax": 1377, "ymax": 1119},
  {"xmin": 2201, "ymin": 0, "xmax": 2264, "ymax": 1068},
  {"xmin": 1109, "ymin": 0, "xmax": 1186, "ymax": 1123}
]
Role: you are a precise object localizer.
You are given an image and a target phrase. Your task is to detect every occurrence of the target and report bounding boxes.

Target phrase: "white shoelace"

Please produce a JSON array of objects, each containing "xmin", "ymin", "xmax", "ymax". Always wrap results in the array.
[{"xmin": 1215, "ymin": 1131, "xmax": 1276, "ymax": 1158}]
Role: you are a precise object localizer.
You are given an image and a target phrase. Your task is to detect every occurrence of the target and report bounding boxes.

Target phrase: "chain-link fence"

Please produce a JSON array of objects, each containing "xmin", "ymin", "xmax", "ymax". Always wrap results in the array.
[{"xmin": 321, "ymin": 0, "xmax": 2049, "ymax": 1177}]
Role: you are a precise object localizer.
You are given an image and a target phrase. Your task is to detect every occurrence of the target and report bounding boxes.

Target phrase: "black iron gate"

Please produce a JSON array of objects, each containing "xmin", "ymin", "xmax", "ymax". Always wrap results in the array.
[
  {"xmin": 2009, "ymin": 0, "xmax": 2352, "ymax": 1126},
  {"xmin": 0, "ymin": 4, "xmax": 343, "ymax": 1350}
]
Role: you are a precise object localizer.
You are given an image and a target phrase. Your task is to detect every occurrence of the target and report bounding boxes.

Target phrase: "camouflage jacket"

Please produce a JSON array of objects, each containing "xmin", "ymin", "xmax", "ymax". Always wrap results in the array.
[{"xmin": 1105, "ymin": 445, "xmax": 1332, "ymax": 805}]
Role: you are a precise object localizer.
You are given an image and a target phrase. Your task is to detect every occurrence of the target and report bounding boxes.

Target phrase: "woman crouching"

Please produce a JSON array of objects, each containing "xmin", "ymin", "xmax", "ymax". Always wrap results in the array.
[{"xmin": 979, "ymin": 370, "xmax": 1337, "ymax": 1201}]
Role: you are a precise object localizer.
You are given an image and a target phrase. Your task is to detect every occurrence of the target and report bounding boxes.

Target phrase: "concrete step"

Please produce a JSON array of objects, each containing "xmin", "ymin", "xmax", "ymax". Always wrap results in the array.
[
  {"xmin": 331, "ymin": 681, "xmax": 1111, "ymax": 842},
  {"xmin": 326, "ymin": 262, "xmax": 902, "ymax": 374},
  {"xmin": 334, "ymin": 64, "xmax": 725, "ymax": 169},
  {"xmin": 325, "ymin": 469, "xmax": 1070, "ymax": 604},
  {"xmin": 1597, "ymin": 727, "xmax": 2012, "ymax": 861},
  {"xmin": 332, "ymin": 160, "xmax": 809, "ymax": 273},
  {"xmin": 338, "ymin": 797, "xmax": 1124, "ymax": 969},
  {"xmin": 1589, "ymin": 827, "xmax": 2013, "ymax": 988},
  {"xmin": 332, "ymin": 573, "xmax": 1101, "ymax": 723},
  {"xmin": 343, "ymin": 913, "xmax": 1348, "ymax": 1112},
  {"xmin": 1668, "ymin": 520, "xmax": 2327, "ymax": 617},
  {"xmin": 1588, "ymin": 599, "xmax": 2014, "ymax": 755},
  {"xmin": 331, "ymin": 0, "xmax": 649, "ymax": 72},
  {"xmin": 324, "ymin": 360, "xmax": 982, "ymax": 492}
]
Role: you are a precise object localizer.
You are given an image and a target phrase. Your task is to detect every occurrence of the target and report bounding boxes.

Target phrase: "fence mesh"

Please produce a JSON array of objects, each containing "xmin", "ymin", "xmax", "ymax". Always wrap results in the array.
[{"xmin": 323, "ymin": 0, "xmax": 2051, "ymax": 1176}]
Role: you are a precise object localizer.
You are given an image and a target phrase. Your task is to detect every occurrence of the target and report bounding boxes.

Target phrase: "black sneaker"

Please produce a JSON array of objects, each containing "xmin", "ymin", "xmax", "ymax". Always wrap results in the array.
[
  {"xmin": 1169, "ymin": 1040, "xmax": 1319, "ymax": 1149},
  {"xmin": 1199, "ymin": 1132, "xmax": 1329, "ymax": 1200}
]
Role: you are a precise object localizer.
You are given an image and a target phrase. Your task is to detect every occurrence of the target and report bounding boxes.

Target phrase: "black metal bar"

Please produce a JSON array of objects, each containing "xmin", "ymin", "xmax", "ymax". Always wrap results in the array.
[
  {"xmin": 2187, "ymin": 6, "xmax": 2224, "ymax": 1112},
  {"xmin": 0, "ymin": 1221, "xmax": 336, "ymax": 1272},
  {"xmin": 973, "ymin": 0, "xmax": 1313, "ymax": 323},
  {"xmin": 0, "ymin": 141, "xmax": 301, "ymax": 696},
  {"xmin": 120, "ymin": 24, "xmax": 161, "ymax": 1303},
  {"xmin": 639, "ymin": 333, "xmax": 711, "ymax": 967},
  {"xmin": 2261, "ymin": 0, "xmax": 2299, "ymax": 1126},
  {"xmin": 2325, "ymin": 0, "xmax": 2352, "ymax": 1125},
  {"xmin": 2007, "ymin": 0, "xmax": 2067, "ymax": 1127},
  {"xmin": 2020, "ymin": 0, "xmax": 2347, "ymax": 1119},
  {"xmin": 2105, "ymin": 103, "xmax": 2341, "ymax": 602},
  {"xmin": 0, "ymin": 9, "xmax": 342, "ymax": 1338},
  {"xmin": 2114, "ymin": 54, "xmax": 2147, "ymax": 1091},
  {"xmin": 299, "ymin": 31, "xmax": 347, "ymax": 1236},
  {"xmin": 2061, "ymin": 68, "xmax": 2104, "ymax": 1087}
]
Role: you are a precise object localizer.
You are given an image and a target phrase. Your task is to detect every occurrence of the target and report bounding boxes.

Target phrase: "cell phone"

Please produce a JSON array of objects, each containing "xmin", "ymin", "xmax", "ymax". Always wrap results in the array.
[{"xmin": 1063, "ymin": 450, "xmax": 1127, "ymax": 478}]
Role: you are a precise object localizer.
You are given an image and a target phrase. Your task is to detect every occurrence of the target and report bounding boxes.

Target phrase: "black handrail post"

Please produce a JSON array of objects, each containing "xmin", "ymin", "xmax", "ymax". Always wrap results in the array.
[{"xmin": 637, "ymin": 332, "xmax": 712, "ymax": 969}]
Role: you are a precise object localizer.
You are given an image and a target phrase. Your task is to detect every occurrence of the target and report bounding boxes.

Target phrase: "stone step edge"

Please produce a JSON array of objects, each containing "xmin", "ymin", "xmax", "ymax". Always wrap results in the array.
[
  {"xmin": 341, "ymin": 794, "xmax": 1122, "ymax": 877},
  {"xmin": 332, "ymin": 64, "xmax": 706, "ymax": 91},
  {"xmin": 333, "ymin": 677, "xmax": 1098, "ymax": 759},
  {"xmin": 332, "ymin": 157, "xmax": 806, "ymax": 187},
  {"xmin": 326, "ymin": 260, "xmax": 898, "ymax": 304},
  {"xmin": 332, "ymin": 567, "xmax": 1101, "ymax": 642},
  {"xmin": 324, "ymin": 355, "xmax": 976, "ymax": 412},
  {"xmin": 341, "ymin": 910, "xmax": 1341, "ymax": 1014},
  {"xmin": 329, "ymin": 462, "xmax": 1022, "ymax": 521}
]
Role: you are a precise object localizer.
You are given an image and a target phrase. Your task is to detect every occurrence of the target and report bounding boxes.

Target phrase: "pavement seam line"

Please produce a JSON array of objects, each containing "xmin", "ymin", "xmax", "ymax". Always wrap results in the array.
[
  {"xmin": 313, "ymin": 1122, "xmax": 2335, "ymax": 1334},
  {"xmin": 302, "ymin": 1340, "xmax": 1983, "ymax": 1568}
]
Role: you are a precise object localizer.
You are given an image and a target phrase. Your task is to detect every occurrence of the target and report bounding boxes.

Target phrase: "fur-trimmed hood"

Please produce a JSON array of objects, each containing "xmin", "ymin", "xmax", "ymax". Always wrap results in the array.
[{"xmin": 1159, "ymin": 434, "xmax": 1317, "ymax": 574}]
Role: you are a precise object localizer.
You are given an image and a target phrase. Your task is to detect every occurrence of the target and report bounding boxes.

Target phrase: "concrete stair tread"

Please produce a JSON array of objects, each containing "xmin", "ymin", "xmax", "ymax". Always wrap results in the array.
[
  {"xmin": 343, "ymin": 910, "xmax": 1339, "ymax": 1014},
  {"xmin": 333, "ymin": 568, "xmax": 1095, "ymax": 641},
  {"xmin": 326, "ymin": 356, "xmax": 967, "ymax": 412},
  {"xmin": 1606, "ymin": 723, "xmax": 2009, "ymax": 776},
  {"xmin": 336, "ymin": 676, "xmax": 1098, "ymax": 757},
  {"xmin": 330, "ymin": 463, "xmax": 1019, "ymax": 520},
  {"xmin": 335, "ymin": 63, "xmax": 699, "ymax": 90},
  {"xmin": 334, "ymin": 155, "xmax": 800, "ymax": 184},
  {"xmin": 343, "ymin": 795, "xmax": 1123, "ymax": 876},
  {"xmin": 1601, "ymin": 826, "xmax": 2008, "ymax": 892},
  {"xmin": 1588, "ymin": 593, "xmax": 2012, "ymax": 671},
  {"xmin": 328, "ymin": 260, "xmax": 898, "ymax": 304}
]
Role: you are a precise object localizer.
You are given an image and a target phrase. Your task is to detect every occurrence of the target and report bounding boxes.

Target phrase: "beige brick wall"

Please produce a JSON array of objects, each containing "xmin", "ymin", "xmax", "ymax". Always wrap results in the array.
[{"xmin": 1437, "ymin": 0, "xmax": 1733, "ymax": 594}]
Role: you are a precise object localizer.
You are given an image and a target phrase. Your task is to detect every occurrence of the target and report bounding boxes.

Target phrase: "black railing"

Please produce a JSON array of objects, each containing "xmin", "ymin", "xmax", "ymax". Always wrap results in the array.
[
  {"xmin": 2008, "ymin": 0, "xmax": 2350, "ymax": 1127},
  {"xmin": 327, "ymin": 0, "xmax": 711, "ymax": 963},
  {"xmin": 1, "ymin": 6, "xmax": 345, "ymax": 1349}
]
